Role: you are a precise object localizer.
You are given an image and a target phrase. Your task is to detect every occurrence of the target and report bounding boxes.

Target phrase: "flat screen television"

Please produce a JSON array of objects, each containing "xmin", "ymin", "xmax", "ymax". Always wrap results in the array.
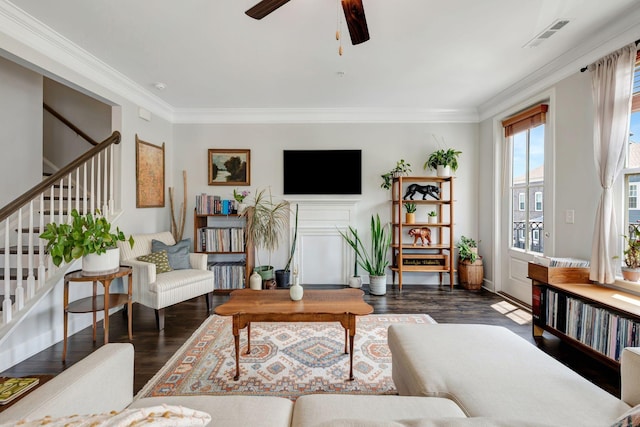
[{"xmin": 283, "ymin": 149, "xmax": 362, "ymax": 195}]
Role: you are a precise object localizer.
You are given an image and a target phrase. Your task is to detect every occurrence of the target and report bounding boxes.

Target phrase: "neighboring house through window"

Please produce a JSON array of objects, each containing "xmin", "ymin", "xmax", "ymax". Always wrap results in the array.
[{"xmin": 623, "ymin": 51, "xmax": 640, "ymax": 248}]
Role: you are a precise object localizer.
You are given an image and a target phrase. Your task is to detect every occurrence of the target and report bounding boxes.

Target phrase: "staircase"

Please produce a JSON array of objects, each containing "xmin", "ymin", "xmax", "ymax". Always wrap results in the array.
[{"xmin": 0, "ymin": 131, "xmax": 122, "ymax": 346}]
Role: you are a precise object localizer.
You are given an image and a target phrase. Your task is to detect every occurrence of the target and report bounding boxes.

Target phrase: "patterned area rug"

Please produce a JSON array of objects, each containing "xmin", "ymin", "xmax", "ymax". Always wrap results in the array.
[{"xmin": 135, "ymin": 313, "xmax": 435, "ymax": 401}]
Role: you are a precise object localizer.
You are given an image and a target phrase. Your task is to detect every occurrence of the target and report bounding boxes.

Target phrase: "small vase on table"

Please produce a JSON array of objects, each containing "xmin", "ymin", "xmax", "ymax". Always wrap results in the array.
[{"xmin": 290, "ymin": 266, "xmax": 303, "ymax": 301}]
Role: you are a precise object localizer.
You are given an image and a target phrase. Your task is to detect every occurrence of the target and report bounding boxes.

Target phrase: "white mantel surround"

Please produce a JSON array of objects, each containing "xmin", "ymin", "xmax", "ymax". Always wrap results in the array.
[{"xmin": 286, "ymin": 198, "xmax": 360, "ymax": 285}]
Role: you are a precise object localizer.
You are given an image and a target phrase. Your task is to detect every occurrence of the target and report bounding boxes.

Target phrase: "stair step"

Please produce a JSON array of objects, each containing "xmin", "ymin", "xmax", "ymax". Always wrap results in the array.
[
  {"xmin": 18, "ymin": 227, "xmax": 44, "ymax": 234},
  {"xmin": 43, "ymin": 196, "xmax": 86, "ymax": 201},
  {"xmin": 0, "ymin": 268, "xmax": 39, "ymax": 281},
  {"xmin": 0, "ymin": 246, "xmax": 46, "ymax": 255}
]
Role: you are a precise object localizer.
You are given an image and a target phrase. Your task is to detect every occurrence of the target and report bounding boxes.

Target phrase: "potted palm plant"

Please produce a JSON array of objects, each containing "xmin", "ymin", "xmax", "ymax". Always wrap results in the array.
[
  {"xmin": 424, "ymin": 148, "xmax": 462, "ymax": 177},
  {"xmin": 242, "ymin": 188, "xmax": 289, "ymax": 287},
  {"xmin": 40, "ymin": 209, "xmax": 134, "ymax": 275},
  {"xmin": 622, "ymin": 234, "xmax": 640, "ymax": 282},
  {"xmin": 339, "ymin": 214, "xmax": 392, "ymax": 296},
  {"xmin": 381, "ymin": 159, "xmax": 412, "ymax": 190}
]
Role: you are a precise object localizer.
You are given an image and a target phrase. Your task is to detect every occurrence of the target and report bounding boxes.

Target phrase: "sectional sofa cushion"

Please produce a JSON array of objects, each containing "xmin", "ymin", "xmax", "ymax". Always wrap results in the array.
[
  {"xmin": 129, "ymin": 395, "xmax": 293, "ymax": 427},
  {"xmin": 291, "ymin": 394, "xmax": 466, "ymax": 427},
  {"xmin": 388, "ymin": 324, "xmax": 630, "ymax": 427}
]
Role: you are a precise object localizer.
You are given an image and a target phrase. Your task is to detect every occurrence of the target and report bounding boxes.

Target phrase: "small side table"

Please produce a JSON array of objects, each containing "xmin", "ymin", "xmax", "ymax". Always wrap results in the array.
[{"xmin": 63, "ymin": 266, "xmax": 133, "ymax": 362}]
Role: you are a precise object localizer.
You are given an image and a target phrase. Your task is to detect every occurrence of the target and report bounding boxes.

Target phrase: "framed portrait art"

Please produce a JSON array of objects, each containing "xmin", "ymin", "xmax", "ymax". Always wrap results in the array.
[
  {"xmin": 135, "ymin": 134, "xmax": 165, "ymax": 208},
  {"xmin": 208, "ymin": 149, "xmax": 250, "ymax": 186}
]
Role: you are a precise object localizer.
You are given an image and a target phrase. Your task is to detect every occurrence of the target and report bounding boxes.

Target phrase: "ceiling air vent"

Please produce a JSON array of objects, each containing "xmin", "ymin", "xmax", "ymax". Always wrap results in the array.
[{"xmin": 523, "ymin": 19, "xmax": 570, "ymax": 48}]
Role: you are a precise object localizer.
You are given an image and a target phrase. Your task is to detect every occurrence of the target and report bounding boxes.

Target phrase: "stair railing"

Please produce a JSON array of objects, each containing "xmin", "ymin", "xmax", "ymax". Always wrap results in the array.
[{"xmin": 0, "ymin": 131, "xmax": 121, "ymax": 332}]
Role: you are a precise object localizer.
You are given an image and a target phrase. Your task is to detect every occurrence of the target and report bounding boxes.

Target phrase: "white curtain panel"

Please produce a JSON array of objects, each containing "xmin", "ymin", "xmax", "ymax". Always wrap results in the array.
[{"xmin": 589, "ymin": 42, "xmax": 637, "ymax": 284}]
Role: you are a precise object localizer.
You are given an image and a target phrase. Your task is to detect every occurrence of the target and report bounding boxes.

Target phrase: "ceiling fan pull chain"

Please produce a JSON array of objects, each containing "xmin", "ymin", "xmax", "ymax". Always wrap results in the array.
[{"xmin": 336, "ymin": 0, "xmax": 343, "ymax": 56}]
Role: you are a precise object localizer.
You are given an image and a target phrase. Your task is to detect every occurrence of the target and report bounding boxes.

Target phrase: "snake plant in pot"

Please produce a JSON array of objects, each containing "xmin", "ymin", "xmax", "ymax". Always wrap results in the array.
[
  {"xmin": 40, "ymin": 209, "xmax": 134, "ymax": 275},
  {"xmin": 339, "ymin": 214, "xmax": 392, "ymax": 296}
]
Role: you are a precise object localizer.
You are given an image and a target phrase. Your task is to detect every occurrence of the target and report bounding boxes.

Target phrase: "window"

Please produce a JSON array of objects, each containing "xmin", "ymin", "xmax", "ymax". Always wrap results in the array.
[
  {"xmin": 623, "ymin": 51, "xmax": 640, "ymax": 258},
  {"xmin": 503, "ymin": 104, "xmax": 547, "ymax": 254}
]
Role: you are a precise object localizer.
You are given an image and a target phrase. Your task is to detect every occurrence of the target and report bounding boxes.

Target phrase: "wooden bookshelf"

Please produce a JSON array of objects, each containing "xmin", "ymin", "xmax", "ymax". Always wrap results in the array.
[{"xmin": 529, "ymin": 262, "xmax": 640, "ymax": 369}]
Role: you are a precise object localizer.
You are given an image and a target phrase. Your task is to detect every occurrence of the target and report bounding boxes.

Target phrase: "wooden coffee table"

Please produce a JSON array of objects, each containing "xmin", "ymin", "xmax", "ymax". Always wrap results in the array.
[{"xmin": 215, "ymin": 288, "xmax": 373, "ymax": 381}]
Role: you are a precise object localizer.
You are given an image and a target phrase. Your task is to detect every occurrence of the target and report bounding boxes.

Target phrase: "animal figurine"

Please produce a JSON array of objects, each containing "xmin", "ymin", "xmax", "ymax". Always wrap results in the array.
[
  {"xmin": 403, "ymin": 184, "xmax": 440, "ymax": 200},
  {"xmin": 408, "ymin": 227, "xmax": 431, "ymax": 246}
]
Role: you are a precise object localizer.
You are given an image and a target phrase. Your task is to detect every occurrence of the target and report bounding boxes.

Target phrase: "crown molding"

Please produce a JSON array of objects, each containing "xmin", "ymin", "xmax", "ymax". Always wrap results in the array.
[
  {"xmin": 478, "ymin": 3, "xmax": 640, "ymax": 121},
  {"xmin": 172, "ymin": 107, "xmax": 479, "ymax": 124}
]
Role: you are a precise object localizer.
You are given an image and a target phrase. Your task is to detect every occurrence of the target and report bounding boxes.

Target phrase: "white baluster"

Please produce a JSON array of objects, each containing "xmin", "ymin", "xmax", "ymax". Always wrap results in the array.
[
  {"xmin": 15, "ymin": 208, "xmax": 24, "ymax": 310},
  {"xmin": 90, "ymin": 157, "xmax": 95, "ymax": 214},
  {"xmin": 67, "ymin": 173, "xmax": 72, "ymax": 219},
  {"xmin": 109, "ymin": 144, "xmax": 114, "ymax": 215},
  {"xmin": 3, "ymin": 220, "xmax": 12, "ymax": 323},
  {"xmin": 83, "ymin": 162, "xmax": 88, "ymax": 215},
  {"xmin": 38, "ymin": 193, "xmax": 46, "ymax": 285},
  {"xmin": 97, "ymin": 152, "xmax": 102, "ymax": 214},
  {"xmin": 27, "ymin": 200, "xmax": 35, "ymax": 299},
  {"xmin": 75, "ymin": 167, "xmax": 80, "ymax": 214},
  {"xmin": 103, "ymin": 151, "xmax": 108, "ymax": 215},
  {"xmin": 58, "ymin": 177, "xmax": 64, "ymax": 224}
]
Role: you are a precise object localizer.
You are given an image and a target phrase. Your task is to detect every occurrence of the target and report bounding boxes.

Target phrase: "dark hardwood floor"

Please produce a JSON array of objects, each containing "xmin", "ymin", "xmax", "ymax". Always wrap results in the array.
[{"xmin": 0, "ymin": 285, "xmax": 621, "ymax": 397}]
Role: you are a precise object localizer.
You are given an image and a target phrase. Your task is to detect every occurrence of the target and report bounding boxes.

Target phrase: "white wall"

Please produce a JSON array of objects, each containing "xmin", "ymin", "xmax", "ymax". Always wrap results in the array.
[
  {"xmin": 174, "ymin": 122, "xmax": 479, "ymax": 284},
  {"xmin": 0, "ymin": 55, "xmax": 42, "ymax": 206}
]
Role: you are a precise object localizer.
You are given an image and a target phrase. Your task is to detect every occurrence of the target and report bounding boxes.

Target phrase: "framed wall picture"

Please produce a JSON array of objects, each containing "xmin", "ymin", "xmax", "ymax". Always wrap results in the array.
[
  {"xmin": 136, "ymin": 134, "xmax": 165, "ymax": 208},
  {"xmin": 208, "ymin": 149, "xmax": 250, "ymax": 186}
]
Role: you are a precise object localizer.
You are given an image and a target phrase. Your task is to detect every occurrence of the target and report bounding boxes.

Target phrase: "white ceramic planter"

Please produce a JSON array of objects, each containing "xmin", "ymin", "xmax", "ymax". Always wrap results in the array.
[
  {"xmin": 436, "ymin": 165, "xmax": 451, "ymax": 177},
  {"xmin": 368, "ymin": 275, "xmax": 387, "ymax": 296},
  {"xmin": 348, "ymin": 276, "xmax": 363, "ymax": 288},
  {"xmin": 82, "ymin": 247, "xmax": 120, "ymax": 276},
  {"xmin": 428, "ymin": 216, "xmax": 438, "ymax": 224}
]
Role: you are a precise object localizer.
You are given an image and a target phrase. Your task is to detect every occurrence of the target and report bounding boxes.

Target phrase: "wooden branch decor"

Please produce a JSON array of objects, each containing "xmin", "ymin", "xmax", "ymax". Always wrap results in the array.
[{"xmin": 169, "ymin": 170, "xmax": 187, "ymax": 242}]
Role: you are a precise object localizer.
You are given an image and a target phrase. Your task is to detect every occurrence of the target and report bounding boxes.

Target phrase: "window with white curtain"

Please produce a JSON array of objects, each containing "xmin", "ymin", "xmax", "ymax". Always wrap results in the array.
[{"xmin": 622, "ymin": 52, "xmax": 640, "ymax": 256}]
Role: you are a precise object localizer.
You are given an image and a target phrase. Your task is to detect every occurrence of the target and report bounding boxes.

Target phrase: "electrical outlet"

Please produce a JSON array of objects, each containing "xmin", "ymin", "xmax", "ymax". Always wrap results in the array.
[{"xmin": 565, "ymin": 209, "xmax": 575, "ymax": 224}]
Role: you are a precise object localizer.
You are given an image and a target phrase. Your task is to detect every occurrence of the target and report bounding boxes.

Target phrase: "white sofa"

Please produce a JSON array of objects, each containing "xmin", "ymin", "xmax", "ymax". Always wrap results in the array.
[
  {"xmin": 117, "ymin": 231, "xmax": 215, "ymax": 330},
  {"xmin": 1, "ymin": 325, "xmax": 638, "ymax": 426}
]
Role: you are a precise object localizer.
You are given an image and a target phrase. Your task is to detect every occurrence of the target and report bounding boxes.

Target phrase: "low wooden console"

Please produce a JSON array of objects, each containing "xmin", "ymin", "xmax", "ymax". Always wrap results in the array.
[{"xmin": 529, "ymin": 262, "xmax": 640, "ymax": 369}]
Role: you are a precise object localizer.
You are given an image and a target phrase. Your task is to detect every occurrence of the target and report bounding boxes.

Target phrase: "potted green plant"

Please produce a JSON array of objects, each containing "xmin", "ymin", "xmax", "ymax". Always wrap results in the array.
[
  {"xmin": 242, "ymin": 188, "xmax": 289, "ymax": 287},
  {"xmin": 381, "ymin": 159, "xmax": 412, "ymax": 190},
  {"xmin": 404, "ymin": 202, "xmax": 417, "ymax": 224},
  {"xmin": 424, "ymin": 148, "xmax": 462, "ymax": 177},
  {"xmin": 622, "ymin": 234, "xmax": 640, "ymax": 282},
  {"xmin": 275, "ymin": 203, "xmax": 298, "ymax": 288},
  {"xmin": 427, "ymin": 210, "xmax": 437, "ymax": 224},
  {"xmin": 457, "ymin": 235, "xmax": 483, "ymax": 290},
  {"xmin": 339, "ymin": 214, "xmax": 392, "ymax": 296},
  {"xmin": 40, "ymin": 209, "xmax": 134, "ymax": 275}
]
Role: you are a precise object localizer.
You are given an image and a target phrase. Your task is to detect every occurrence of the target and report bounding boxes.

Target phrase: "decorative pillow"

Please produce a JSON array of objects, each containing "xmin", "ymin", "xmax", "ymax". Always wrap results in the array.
[
  {"xmin": 137, "ymin": 250, "xmax": 173, "ymax": 274},
  {"xmin": 151, "ymin": 239, "xmax": 191, "ymax": 270},
  {"xmin": 610, "ymin": 404, "xmax": 640, "ymax": 427},
  {"xmin": 1, "ymin": 404, "xmax": 211, "ymax": 426}
]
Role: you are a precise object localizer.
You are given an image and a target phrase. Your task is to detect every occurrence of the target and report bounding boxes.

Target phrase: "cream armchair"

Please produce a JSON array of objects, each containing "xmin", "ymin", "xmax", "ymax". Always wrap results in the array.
[{"xmin": 117, "ymin": 231, "xmax": 214, "ymax": 330}]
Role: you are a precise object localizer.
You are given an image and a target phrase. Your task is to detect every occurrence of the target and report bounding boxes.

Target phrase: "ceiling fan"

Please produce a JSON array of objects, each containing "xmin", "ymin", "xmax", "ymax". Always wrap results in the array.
[{"xmin": 245, "ymin": 0, "xmax": 370, "ymax": 45}]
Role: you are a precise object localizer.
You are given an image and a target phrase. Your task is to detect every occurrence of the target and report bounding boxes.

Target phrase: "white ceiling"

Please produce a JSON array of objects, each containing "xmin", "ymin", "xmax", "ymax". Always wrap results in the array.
[{"xmin": 4, "ymin": 0, "xmax": 640, "ymax": 122}]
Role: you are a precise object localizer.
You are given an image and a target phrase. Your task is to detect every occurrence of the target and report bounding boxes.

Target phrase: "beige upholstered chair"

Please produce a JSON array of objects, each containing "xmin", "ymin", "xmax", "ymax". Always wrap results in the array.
[{"xmin": 117, "ymin": 231, "xmax": 214, "ymax": 330}]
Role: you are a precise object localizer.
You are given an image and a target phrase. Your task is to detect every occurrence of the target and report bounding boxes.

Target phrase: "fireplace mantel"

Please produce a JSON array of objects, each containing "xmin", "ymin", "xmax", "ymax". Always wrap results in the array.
[{"xmin": 285, "ymin": 198, "xmax": 360, "ymax": 285}]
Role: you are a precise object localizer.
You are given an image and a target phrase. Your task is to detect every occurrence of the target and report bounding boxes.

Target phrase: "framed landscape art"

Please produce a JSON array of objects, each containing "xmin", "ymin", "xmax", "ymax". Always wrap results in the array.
[
  {"xmin": 136, "ymin": 134, "xmax": 165, "ymax": 208},
  {"xmin": 208, "ymin": 149, "xmax": 250, "ymax": 186}
]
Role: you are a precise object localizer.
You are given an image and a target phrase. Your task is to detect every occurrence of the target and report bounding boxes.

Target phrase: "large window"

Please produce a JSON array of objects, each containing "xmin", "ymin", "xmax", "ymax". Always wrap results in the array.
[
  {"xmin": 623, "ymin": 52, "xmax": 640, "ymax": 253},
  {"xmin": 503, "ymin": 104, "xmax": 547, "ymax": 254}
]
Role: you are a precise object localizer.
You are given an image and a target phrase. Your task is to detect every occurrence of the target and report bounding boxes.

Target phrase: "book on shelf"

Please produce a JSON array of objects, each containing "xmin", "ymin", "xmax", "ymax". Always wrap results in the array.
[{"xmin": 0, "ymin": 377, "xmax": 39, "ymax": 405}]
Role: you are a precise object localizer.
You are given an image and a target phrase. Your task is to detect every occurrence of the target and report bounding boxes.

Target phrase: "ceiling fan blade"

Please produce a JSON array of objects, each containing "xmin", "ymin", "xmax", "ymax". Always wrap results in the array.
[
  {"xmin": 245, "ymin": 0, "xmax": 291, "ymax": 20},
  {"xmin": 341, "ymin": 0, "xmax": 370, "ymax": 45}
]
